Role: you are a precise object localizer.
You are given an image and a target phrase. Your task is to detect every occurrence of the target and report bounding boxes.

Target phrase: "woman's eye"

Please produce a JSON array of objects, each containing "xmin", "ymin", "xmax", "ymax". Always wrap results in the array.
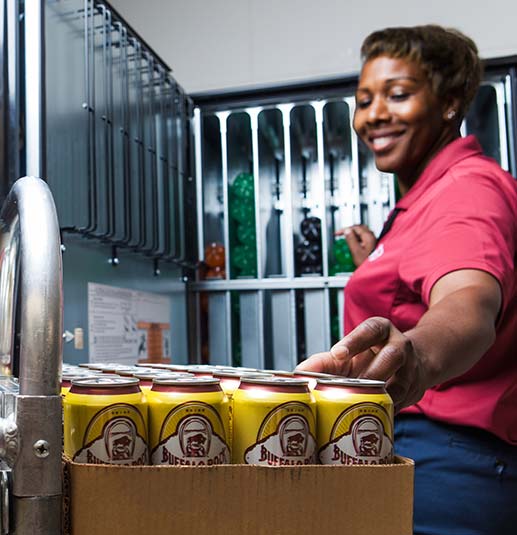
[
  {"xmin": 390, "ymin": 93, "xmax": 409, "ymax": 101},
  {"xmin": 356, "ymin": 99, "xmax": 371, "ymax": 109}
]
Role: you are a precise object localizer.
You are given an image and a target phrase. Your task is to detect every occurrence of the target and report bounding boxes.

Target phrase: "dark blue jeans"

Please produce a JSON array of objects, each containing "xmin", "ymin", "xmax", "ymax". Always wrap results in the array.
[{"xmin": 395, "ymin": 414, "xmax": 517, "ymax": 535}]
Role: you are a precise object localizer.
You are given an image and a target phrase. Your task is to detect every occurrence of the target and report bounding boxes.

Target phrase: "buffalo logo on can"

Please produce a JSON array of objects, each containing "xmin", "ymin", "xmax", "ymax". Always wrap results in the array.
[
  {"xmin": 245, "ymin": 402, "xmax": 317, "ymax": 465},
  {"xmin": 74, "ymin": 403, "xmax": 148, "ymax": 465},
  {"xmin": 152, "ymin": 401, "xmax": 229, "ymax": 465},
  {"xmin": 319, "ymin": 402, "xmax": 393, "ymax": 465}
]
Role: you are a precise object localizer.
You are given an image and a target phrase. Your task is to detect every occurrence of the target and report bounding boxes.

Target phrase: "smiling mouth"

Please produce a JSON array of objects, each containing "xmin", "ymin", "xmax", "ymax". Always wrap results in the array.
[{"xmin": 369, "ymin": 133, "xmax": 403, "ymax": 153}]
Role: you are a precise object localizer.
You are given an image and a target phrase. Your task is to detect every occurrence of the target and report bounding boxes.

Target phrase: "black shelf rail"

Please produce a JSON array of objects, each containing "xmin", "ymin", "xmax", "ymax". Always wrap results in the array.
[{"xmin": 48, "ymin": 0, "xmax": 197, "ymax": 269}]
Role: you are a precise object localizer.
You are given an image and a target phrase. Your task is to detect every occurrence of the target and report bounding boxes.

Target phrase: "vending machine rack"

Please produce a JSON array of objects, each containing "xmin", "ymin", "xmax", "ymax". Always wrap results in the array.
[{"xmin": 45, "ymin": 0, "xmax": 197, "ymax": 270}]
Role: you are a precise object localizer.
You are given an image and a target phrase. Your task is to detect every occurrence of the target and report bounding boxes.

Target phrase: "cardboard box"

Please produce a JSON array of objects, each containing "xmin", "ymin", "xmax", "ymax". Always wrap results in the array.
[{"xmin": 63, "ymin": 455, "xmax": 414, "ymax": 535}]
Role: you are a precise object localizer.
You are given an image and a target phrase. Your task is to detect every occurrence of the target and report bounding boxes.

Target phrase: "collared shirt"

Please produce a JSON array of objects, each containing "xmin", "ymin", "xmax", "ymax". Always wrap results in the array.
[{"xmin": 344, "ymin": 135, "xmax": 517, "ymax": 444}]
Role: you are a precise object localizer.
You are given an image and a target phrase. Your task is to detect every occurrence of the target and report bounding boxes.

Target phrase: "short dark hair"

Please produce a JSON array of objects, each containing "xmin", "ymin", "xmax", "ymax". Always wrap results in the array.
[{"xmin": 360, "ymin": 25, "xmax": 483, "ymax": 119}]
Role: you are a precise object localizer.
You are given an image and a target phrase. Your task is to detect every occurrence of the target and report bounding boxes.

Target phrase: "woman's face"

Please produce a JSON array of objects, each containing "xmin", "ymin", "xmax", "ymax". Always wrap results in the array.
[{"xmin": 353, "ymin": 55, "xmax": 453, "ymax": 186}]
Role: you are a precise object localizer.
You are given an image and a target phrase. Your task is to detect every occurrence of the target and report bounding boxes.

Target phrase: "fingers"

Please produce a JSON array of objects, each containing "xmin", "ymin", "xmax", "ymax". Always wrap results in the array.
[
  {"xmin": 345, "ymin": 348, "xmax": 378, "ymax": 377},
  {"xmin": 359, "ymin": 339, "xmax": 408, "ymax": 382},
  {"xmin": 384, "ymin": 376, "xmax": 409, "ymax": 414},
  {"xmin": 343, "ymin": 228, "xmax": 364, "ymax": 264},
  {"xmin": 349, "ymin": 224, "xmax": 374, "ymax": 241},
  {"xmin": 384, "ymin": 364, "xmax": 425, "ymax": 414},
  {"xmin": 334, "ymin": 317, "xmax": 391, "ymax": 359},
  {"xmin": 351, "ymin": 226, "xmax": 377, "ymax": 253},
  {"xmin": 299, "ymin": 318, "xmax": 420, "ymax": 408},
  {"xmin": 295, "ymin": 351, "xmax": 350, "ymax": 376},
  {"xmin": 335, "ymin": 224, "xmax": 372, "ymax": 239}
]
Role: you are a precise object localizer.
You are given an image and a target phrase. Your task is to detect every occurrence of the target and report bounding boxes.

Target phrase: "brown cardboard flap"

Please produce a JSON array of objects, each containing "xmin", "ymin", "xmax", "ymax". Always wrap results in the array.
[{"xmin": 67, "ymin": 456, "xmax": 414, "ymax": 535}]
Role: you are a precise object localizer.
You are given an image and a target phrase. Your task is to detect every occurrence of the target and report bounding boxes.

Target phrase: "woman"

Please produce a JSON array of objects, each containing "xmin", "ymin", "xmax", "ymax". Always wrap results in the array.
[{"xmin": 297, "ymin": 25, "xmax": 517, "ymax": 535}]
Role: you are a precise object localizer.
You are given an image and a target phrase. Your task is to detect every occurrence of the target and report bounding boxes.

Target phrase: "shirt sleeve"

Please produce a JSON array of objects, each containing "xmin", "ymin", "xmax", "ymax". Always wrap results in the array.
[{"xmin": 399, "ymin": 167, "xmax": 516, "ymax": 312}]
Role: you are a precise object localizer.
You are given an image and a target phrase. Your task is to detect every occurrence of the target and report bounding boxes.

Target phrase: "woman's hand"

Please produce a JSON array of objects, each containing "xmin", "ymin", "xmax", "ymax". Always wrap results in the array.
[
  {"xmin": 296, "ymin": 269, "xmax": 502, "ymax": 413},
  {"xmin": 335, "ymin": 225, "xmax": 377, "ymax": 267},
  {"xmin": 296, "ymin": 317, "xmax": 429, "ymax": 412}
]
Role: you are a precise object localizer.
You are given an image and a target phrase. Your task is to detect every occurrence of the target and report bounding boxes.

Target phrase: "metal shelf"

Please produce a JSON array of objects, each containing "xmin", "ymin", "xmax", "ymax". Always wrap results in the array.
[{"xmin": 189, "ymin": 275, "xmax": 351, "ymax": 292}]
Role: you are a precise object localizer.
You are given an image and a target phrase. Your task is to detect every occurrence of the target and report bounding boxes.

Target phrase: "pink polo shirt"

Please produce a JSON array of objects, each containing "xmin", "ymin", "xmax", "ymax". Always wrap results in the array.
[{"xmin": 344, "ymin": 135, "xmax": 517, "ymax": 444}]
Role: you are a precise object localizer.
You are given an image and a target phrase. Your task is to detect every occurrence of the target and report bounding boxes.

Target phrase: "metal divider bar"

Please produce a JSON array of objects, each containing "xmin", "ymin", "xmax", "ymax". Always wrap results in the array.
[
  {"xmin": 248, "ymin": 108, "xmax": 262, "ymax": 279},
  {"xmin": 271, "ymin": 290, "xmax": 296, "ymax": 370},
  {"xmin": 312, "ymin": 101, "xmax": 331, "ymax": 353},
  {"xmin": 493, "ymin": 80, "xmax": 510, "ymax": 171},
  {"xmin": 337, "ymin": 284, "xmax": 345, "ymax": 340},
  {"xmin": 345, "ymin": 97, "xmax": 362, "ymax": 224},
  {"xmin": 208, "ymin": 291, "xmax": 231, "ymax": 366},
  {"xmin": 217, "ymin": 111, "xmax": 231, "ymax": 279},
  {"xmin": 216, "ymin": 112, "xmax": 233, "ymax": 364},
  {"xmin": 190, "ymin": 275, "xmax": 352, "ymax": 291},
  {"xmin": 289, "ymin": 289, "xmax": 298, "ymax": 366},
  {"xmin": 190, "ymin": 292, "xmax": 202, "ymax": 363},
  {"xmin": 312, "ymin": 101, "xmax": 329, "ymax": 278},
  {"xmin": 303, "ymin": 289, "xmax": 329, "ymax": 358},
  {"xmin": 504, "ymin": 74, "xmax": 516, "ymax": 174},
  {"xmin": 225, "ymin": 291, "xmax": 233, "ymax": 365},
  {"xmin": 239, "ymin": 291, "xmax": 265, "ymax": 369},
  {"xmin": 278, "ymin": 104, "xmax": 295, "ymax": 278}
]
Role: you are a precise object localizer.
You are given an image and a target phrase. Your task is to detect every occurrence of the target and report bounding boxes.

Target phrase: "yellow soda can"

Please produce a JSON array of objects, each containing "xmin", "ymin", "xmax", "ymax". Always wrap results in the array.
[
  {"xmin": 61, "ymin": 371, "xmax": 99, "ymax": 396},
  {"xmin": 147, "ymin": 376, "xmax": 230, "ymax": 466},
  {"xmin": 61, "ymin": 372, "xmax": 119, "ymax": 396},
  {"xmin": 186, "ymin": 365, "xmax": 221, "ymax": 377},
  {"xmin": 63, "ymin": 376, "xmax": 149, "ymax": 465},
  {"xmin": 232, "ymin": 376, "xmax": 317, "ymax": 465},
  {"xmin": 212, "ymin": 371, "xmax": 274, "ymax": 448},
  {"xmin": 292, "ymin": 370, "xmax": 339, "ymax": 391},
  {"xmin": 314, "ymin": 378, "xmax": 394, "ymax": 465},
  {"xmin": 212, "ymin": 370, "xmax": 274, "ymax": 398},
  {"xmin": 132, "ymin": 371, "xmax": 194, "ymax": 391}
]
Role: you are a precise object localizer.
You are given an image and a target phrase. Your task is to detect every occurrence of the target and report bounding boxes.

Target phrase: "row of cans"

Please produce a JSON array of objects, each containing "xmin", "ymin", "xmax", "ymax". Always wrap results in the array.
[{"xmin": 62, "ymin": 363, "xmax": 394, "ymax": 467}]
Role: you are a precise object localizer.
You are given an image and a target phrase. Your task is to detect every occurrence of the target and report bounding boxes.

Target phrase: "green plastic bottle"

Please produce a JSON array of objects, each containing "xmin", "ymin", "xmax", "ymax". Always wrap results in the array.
[
  {"xmin": 333, "ymin": 238, "xmax": 356, "ymax": 273},
  {"xmin": 230, "ymin": 172, "xmax": 255, "ymax": 201},
  {"xmin": 237, "ymin": 221, "xmax": 256, "ymax": 245},
  {"xmin": 232, "ymin": 244, "xmax": 257, "ymax": 278}
]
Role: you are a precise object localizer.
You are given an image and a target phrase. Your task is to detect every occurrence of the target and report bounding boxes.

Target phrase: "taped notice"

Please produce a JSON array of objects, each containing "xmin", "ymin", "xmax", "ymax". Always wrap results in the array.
[{"xmin": 88, "ymin": 283, "xmax": 171, "ymax": 364}]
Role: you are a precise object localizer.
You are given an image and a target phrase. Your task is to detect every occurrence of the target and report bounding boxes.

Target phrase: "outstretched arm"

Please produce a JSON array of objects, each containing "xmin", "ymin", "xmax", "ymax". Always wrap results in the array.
[{"xmin": 296, "ymin": 269, "xmax": 501, "ymax": 412}]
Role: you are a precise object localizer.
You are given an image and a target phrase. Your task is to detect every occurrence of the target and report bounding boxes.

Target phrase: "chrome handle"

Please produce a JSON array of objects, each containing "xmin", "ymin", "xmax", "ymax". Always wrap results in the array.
[{"xmin": 0, "ymin": 176, "xmax": 63, "ymax": 534}]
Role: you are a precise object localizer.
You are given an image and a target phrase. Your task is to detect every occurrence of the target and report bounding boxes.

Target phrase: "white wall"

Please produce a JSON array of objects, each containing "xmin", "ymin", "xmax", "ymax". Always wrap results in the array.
[{"xmin": 110, "ymin": 0, "xmax": 517, "ymax": 94}]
